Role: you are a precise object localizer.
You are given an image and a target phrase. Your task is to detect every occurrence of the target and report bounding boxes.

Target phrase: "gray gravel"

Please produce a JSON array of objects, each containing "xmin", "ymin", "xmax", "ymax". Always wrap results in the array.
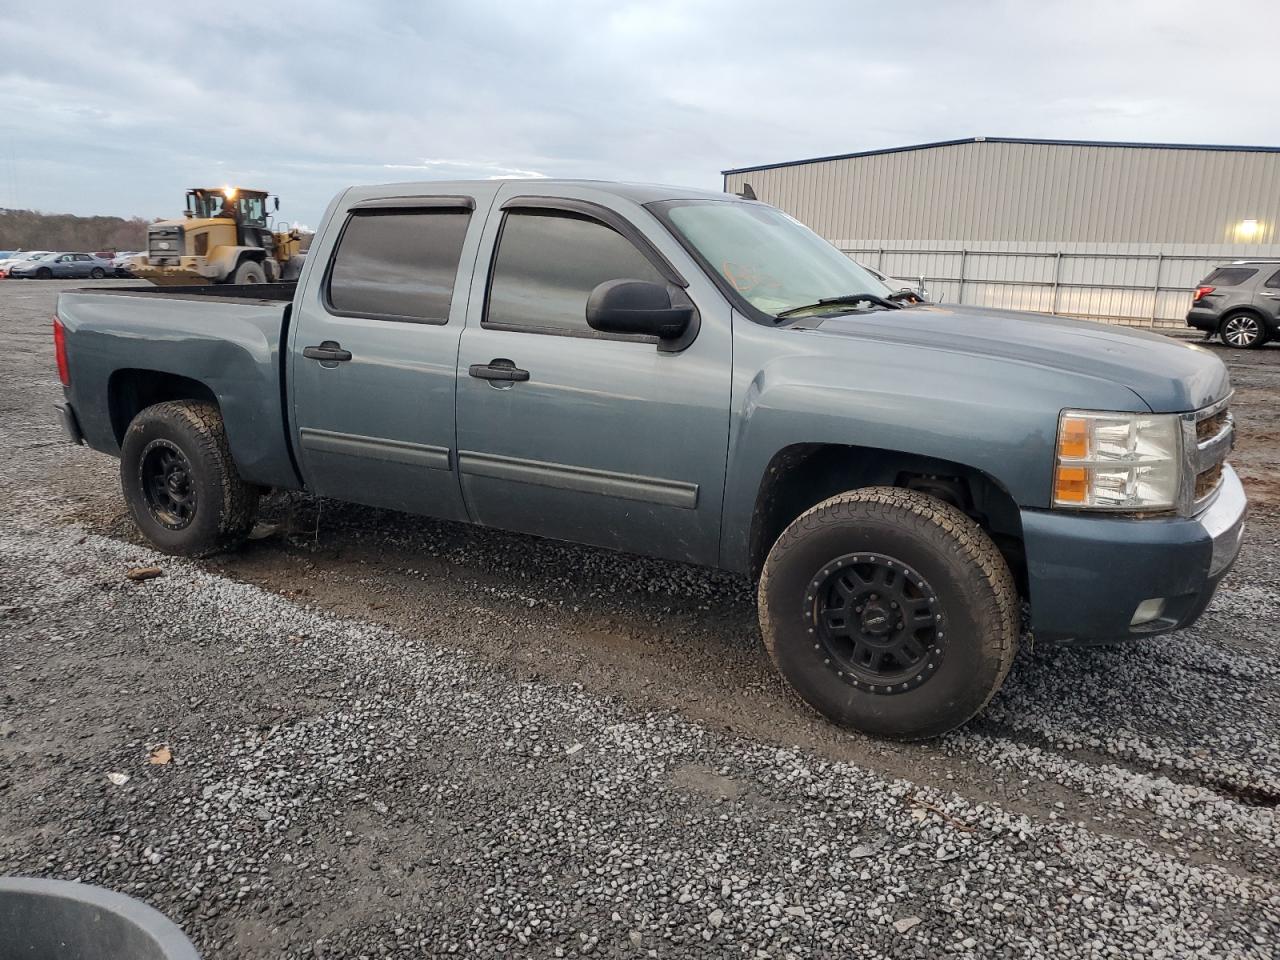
[{"xmin": 2, "ymin": 281, "xmax": 1279, "ymax": 957}]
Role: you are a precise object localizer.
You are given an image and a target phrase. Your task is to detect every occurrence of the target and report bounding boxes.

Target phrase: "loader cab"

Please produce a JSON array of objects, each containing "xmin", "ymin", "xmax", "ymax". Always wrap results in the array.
[
  {"xmin": 185, "ymin": 188, "xmax": 270, "ymax": 227},
  {"xmin": 185, "ymin": 187, "xmax": 272, "ymax": 249}
]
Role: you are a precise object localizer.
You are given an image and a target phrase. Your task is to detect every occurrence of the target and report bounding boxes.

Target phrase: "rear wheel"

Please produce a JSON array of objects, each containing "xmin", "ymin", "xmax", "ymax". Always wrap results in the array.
[
  {"xmin": 232, "ymin": 261, "xmax": 266, "ymax": 285},
  {"xmin": 759, "ymin": 487, "xmax": 1019, "ymax": 740},
  {"xmin": 120, "ymin": 401, "xmax": 258, "ymax": 556},
  {"xmin": 1220, "ymin": 312, "xmax": 1268, "ymax": 349}
]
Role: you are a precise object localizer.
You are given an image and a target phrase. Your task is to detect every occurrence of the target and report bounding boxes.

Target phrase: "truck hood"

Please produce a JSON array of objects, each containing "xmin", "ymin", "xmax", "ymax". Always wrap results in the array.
[{"xmin": 803, "ymin": 303, "xmax": 1229, "ymax": 413}]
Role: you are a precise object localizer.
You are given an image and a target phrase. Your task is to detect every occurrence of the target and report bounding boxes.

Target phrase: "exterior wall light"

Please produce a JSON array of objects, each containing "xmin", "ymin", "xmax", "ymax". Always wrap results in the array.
[{"xmin": 1234, "ymin": 218, "xmax": 1260, "ymax": 241}]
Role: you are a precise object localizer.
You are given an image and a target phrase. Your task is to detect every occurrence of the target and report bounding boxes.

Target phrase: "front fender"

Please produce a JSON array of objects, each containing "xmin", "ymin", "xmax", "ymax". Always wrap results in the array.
[{"xmin": 718, "ymin": 320, "xmax": 1147, "ymax": 572}]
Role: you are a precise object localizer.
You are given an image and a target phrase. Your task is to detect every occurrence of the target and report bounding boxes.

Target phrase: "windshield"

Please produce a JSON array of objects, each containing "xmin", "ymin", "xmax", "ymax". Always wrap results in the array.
[
  {"xmin": 186, "ymin": 190, "xmax": 268, "ymax": 225},
  {"xmin": 656, "ymin": 199, "xmax": 892, "ymax": 318}
]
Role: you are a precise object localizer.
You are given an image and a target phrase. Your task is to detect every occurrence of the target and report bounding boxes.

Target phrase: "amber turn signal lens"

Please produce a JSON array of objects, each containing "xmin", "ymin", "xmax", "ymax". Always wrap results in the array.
[
  {"xmin": 1058, "ymin": 416, "xmax": 1088, "ymax": 460},
  {"xmin": 1054, "ymin": 465, "xmax": 1088, "ymax": 503}
]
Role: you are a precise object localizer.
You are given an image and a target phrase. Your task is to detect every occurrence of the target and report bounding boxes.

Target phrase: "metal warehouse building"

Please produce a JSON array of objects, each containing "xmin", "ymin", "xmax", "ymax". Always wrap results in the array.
[{"xmin": 722, "ymin": 137, "xmax": 1280, "ymax": 326}]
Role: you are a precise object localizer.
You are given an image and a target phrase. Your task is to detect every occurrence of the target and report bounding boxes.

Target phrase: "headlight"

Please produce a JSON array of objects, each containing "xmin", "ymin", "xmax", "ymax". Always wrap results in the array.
[{"xmin": 1053, "ymin": 410, "xmax": 1181, "ymax": 511}]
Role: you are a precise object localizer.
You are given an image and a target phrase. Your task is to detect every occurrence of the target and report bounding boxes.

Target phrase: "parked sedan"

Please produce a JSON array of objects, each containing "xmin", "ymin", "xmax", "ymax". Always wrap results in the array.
[
  {"xmin": 8, "ymin": 252, "xmax": 114, "ymax": 280},
  {"xmin": 111, "ymin": 251, "xmax": 144, "ymax": 277},
  {"xmin": 0, "ymin": 251, "xmax": 52, "ymax": 278}
]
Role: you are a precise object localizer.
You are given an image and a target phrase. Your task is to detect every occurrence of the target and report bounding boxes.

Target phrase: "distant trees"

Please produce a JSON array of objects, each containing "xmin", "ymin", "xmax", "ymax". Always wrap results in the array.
[{"xmin": 0, "ymin": 209, "xmax": 151, "ymax": 254}]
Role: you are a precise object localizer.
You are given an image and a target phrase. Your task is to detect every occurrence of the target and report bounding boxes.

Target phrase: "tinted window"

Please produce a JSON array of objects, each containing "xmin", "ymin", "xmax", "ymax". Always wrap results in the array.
[
  {"xmin": 1202, "ymin": 267, "xmax": 1257, "ymax": 287},
  {"xmin": 327, "ymin": 209, "xmax": 470, "ymax": 322},
  {"xmin": 1265, "ymin": 270, "xmax": 1280, "ymax": 289},
  {"xmin": 485, "ymin": 211, "xmax": 665, "ymax": 336}
]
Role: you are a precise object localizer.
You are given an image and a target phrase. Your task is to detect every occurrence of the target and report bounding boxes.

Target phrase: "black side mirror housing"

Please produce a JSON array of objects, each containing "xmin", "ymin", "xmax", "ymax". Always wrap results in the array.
[{"xmin": 586, "ymin": 279, "xmax": 693, "ymax": 341}]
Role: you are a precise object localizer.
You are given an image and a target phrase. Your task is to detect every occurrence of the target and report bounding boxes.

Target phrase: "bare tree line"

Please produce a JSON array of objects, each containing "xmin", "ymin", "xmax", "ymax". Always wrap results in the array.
[{"xmin": 0, "ymin": 209, "xmax": 151, "ymax": 254}]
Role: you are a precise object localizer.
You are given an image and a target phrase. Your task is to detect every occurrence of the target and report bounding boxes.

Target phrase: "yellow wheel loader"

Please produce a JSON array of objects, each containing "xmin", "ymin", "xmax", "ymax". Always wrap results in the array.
[{"xmin": 132, "ymin": 187, "xmax": 305, "ymax": 286}]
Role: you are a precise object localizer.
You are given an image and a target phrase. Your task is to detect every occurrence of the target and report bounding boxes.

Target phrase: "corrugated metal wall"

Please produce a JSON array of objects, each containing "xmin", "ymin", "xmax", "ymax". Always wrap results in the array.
[{"xmin": 723, "ymin": 140, "xmax": 1280, "ymax": 326}]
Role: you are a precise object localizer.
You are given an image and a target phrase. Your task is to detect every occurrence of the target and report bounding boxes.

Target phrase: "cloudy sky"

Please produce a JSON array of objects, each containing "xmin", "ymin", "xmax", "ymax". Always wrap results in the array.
[{"xmin": 2, "ymin": 0, "xmax": 1278, "ymax": 228}]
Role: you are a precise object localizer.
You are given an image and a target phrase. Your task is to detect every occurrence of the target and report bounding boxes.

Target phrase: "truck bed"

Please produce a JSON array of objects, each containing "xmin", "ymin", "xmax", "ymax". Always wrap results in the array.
[
  {"xmin": 55, "ymin": 284, "xmax": 302, "ymax": 490},
  {"xmin": 75, "ymin": 281, "xmax": 297, "ymax": 303}
]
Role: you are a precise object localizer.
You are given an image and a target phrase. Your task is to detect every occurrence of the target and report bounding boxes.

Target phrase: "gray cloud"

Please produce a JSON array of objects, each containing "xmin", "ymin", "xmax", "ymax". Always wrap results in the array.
[{"xmin": 1, "ymin": 0, "xmax": 1277, "ymax": 227}]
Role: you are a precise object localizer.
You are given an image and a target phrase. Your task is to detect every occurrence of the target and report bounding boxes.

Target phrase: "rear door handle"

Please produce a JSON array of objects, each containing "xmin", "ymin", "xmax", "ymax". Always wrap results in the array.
[
  {"xmin": 469, "ymin": 359, "xmax": 529, "ymax": 382},
  {"xmin": 303, "ymin": 341, "xmax": 352, "ymax": 365}
]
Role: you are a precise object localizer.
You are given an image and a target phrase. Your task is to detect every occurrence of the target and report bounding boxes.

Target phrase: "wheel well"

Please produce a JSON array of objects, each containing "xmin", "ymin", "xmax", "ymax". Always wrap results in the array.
[
  {"xmin": 748, "ymin": 443, "xmax": 1027, "ymax": 593},
  {"xmin": 1219, "ymin": 307, "xmax": 1267, "ymax": 326},
  {"xmin": 108, "ymin": 369, "xmax": 218, "ymax": 446}
]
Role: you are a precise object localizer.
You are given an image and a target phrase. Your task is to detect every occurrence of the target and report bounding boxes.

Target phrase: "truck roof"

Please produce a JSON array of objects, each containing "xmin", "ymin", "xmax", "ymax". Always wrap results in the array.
[{"xmin": 364, "ymin": 179, "xmax": 734, "ymax": 204}]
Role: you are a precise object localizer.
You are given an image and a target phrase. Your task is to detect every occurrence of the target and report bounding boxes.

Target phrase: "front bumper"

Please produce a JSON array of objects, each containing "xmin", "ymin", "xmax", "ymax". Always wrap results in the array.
[{"xmin": 1021, "ymin": 464, "xmax": 1247, "ymax": 644}]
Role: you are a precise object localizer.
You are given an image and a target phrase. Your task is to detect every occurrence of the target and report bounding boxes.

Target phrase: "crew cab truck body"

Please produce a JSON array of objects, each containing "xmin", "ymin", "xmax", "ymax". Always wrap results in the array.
[{"xmin": 54, "ymin": 180, "xmax": 1247, "ymax": 739}]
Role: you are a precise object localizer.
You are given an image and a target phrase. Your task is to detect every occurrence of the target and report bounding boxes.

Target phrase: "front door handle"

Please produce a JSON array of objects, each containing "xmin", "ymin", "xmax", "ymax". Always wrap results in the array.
[
  {"xmin": 469, "ymin": 359, "xmax": 529, "ymax": 383},
  {"xmin": 303, "ymin": 341, "xmax": 352, "ymax": 365}
]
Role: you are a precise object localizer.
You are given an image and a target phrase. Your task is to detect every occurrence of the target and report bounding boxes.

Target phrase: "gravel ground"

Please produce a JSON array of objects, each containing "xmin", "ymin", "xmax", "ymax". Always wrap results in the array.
[{"xmin": 2, "ymin": 281, "xmax": 1278, "ymax": 957}]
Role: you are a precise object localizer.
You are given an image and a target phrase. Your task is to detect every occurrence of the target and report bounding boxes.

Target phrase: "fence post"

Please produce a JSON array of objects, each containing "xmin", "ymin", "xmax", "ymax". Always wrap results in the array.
[
  {"xmin": 1150, "ymin": 252, "xmax": 1163, "ymax": 326},
  {"xmin": 957, "ymin": 249, "xmax": 967, "ymax": 305},
  {"xmin": 1050, "ymin": 251, "xmax": 1062, "ymax": 315}
]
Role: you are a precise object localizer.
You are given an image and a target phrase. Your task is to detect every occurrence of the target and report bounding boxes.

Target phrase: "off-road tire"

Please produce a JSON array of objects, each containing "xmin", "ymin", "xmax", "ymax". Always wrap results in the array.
[
  {"xmin": 232, "ymin": 261, "xmax": 266, "ymax": 285},
  {"xmin": 120, "ymin": 401, "xmax": 258, "ymax": 557},
  {"xmin": 759, "ymin": 486, "xmax": 1019, "ymax": 740},
  {"xmin": 1219, "ymin": 311, "xmax": 1268, "ymax": 349}
]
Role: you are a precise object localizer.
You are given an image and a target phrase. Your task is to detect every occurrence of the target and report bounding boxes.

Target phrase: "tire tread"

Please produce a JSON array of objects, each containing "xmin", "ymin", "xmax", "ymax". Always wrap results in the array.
[
  {"xmin": 122, "ymin": 400, "xmax": 257, "ymax": 556},
  {"xmin": 759, "ymin": 486, "xmax": 1019, "ymax": 738}
]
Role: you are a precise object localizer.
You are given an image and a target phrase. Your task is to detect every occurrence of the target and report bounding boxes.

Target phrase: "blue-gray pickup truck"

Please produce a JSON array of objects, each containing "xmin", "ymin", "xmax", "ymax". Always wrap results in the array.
[{"xmin": 53, "ymin": 180, "xmax": 1247, "ymax": 739}]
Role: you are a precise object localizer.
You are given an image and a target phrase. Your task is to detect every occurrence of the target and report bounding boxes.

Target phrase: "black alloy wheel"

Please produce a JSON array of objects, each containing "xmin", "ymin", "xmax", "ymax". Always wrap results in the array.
[
  {"xmin": 807, "ymin": 552, "xmax": 943, "ymax": 695},
  {"xmin": 138, "ymin": 439, "xmax": 197, "ymax": 530}
]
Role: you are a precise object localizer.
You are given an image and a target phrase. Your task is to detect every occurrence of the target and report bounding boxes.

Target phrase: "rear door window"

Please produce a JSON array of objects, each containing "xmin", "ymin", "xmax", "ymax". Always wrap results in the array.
[
  {"xmin": 484, "ymin": 210, "xmax": 666, "ymax": 338},
  {"xmin": 327, "ymin": 209, "xmax": 471, "ymax": 323},
  {"xmin": 1201, "ymin": 267, "xmax": 1258, "ymax": 287}
]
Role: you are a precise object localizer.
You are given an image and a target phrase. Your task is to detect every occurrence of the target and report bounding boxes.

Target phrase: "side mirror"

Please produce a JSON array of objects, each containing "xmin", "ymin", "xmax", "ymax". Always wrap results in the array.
[{"xmin": 586, "ymin": 279, "xmax": 693, "ymax": 340}]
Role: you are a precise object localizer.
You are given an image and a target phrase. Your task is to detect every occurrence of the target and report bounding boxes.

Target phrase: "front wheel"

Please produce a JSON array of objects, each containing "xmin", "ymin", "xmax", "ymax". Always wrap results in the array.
[
  {"xmin": 1220, "ymin": 312, "xmax": 1268, "ymax": 349},
  {"xmin": 232, "ymin": 261, "xmax": 266, "ymax": 285},
  {"xmin": 89, "ymin": 267, "xmax": 106, "ymax": 279},
  {"xmin": 36, "ymin": 267, "xmax": 52, "ymax": 279},
  {"xmin": 120, "ymin": 401, "xmax": 259, "ymax": 556},
  {"xmin": 759, "ymin": 487, "xmax": 1019, "ymax": 740}
]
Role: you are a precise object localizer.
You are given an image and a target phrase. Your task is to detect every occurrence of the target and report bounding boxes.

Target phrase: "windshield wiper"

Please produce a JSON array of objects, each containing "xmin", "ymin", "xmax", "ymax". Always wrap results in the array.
[{"xmin": 775, "ymin": 292, "xmax": 903, "ymax": 320}]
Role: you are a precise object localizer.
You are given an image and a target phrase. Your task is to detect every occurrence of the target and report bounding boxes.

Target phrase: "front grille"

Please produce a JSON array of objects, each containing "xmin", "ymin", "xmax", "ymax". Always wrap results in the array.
[
  {"xmin": 1195, "ymin": 462, "xmax": 1223, "ymax": 500},
  {"xmin": 1190, "ymin": 395, "xmax": 1233, "ymax": 508},
  {"xmin": 1196, "ymin": 407, "xmax": 1229, "ymax": 443},
  {"xmin": 148, "ymin": 225, "xmax": 184, "ymax": 261}
]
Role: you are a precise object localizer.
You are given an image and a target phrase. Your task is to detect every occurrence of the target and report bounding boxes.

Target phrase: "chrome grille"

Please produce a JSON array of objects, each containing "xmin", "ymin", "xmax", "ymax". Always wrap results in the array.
[{"xmin": 1183, "ymin": 394, "xmax": 1233, "ymax": 511}]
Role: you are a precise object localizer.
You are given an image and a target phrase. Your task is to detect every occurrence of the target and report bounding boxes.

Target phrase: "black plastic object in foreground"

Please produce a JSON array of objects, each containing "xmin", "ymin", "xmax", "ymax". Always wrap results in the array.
[{"xmin": 0, "ymin": 877, "xmax": 200, "ymax": 960}]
